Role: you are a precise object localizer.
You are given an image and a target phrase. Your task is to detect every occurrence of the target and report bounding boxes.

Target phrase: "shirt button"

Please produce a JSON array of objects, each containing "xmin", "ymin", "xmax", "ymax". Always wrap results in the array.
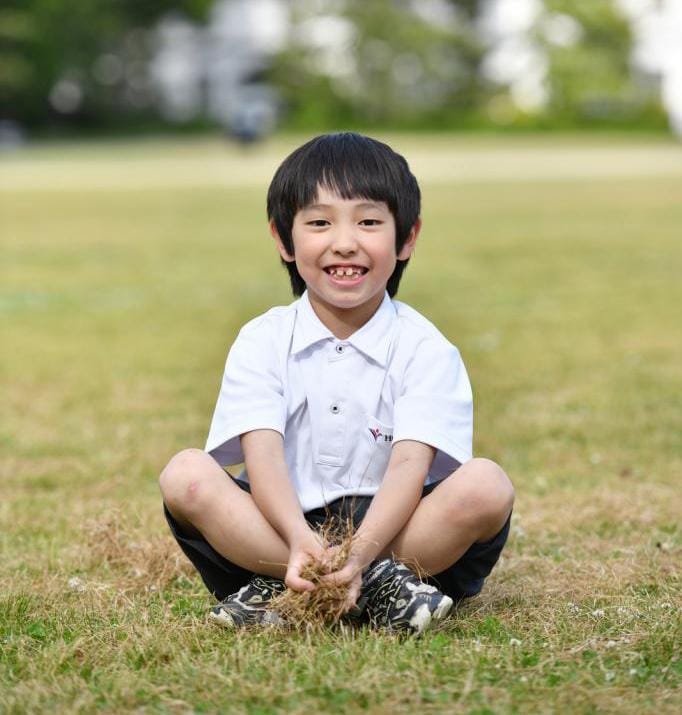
[
  {"xmin": 335, "ymin": 344, "xmax": 345, "ymax": 354},
  {"xmin": 330, "ymin": 402, "xmax": 341, "ymax": 414}
]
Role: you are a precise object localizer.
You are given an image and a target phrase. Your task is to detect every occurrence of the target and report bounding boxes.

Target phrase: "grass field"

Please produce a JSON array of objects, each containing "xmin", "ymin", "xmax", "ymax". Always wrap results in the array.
[{"xmin": 1, "ymin": 133, "xmax": 681, "ymax": 713}]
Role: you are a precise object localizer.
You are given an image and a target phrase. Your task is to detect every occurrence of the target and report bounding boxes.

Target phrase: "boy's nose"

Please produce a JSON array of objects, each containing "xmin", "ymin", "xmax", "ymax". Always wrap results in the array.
[{"xmin": 330, "ymin": 226, "xmax": 358, "ymax": 254}]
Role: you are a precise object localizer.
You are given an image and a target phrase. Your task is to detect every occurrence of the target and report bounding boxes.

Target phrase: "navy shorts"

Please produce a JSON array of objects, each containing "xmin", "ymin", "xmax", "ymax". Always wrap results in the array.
[{"xmin": 164, "ymin": 477, "xmax": 510, "ymax": 603}]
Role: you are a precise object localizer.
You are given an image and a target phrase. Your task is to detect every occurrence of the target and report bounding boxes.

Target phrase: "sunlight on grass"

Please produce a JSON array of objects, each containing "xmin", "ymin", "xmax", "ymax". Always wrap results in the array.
[{"xmin": 1, "ymin": 135, "xmax": 680, "ymax": 713}]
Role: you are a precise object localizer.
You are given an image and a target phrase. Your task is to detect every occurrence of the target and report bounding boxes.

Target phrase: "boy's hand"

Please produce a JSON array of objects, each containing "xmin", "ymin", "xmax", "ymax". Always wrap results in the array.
[
  {"xmin": 322, "ymin": 554, "xmax": 364, "ymax": 612},
  {"xmin": 285, "ymin": 529, "xmax": 327, "ymax": 592}
]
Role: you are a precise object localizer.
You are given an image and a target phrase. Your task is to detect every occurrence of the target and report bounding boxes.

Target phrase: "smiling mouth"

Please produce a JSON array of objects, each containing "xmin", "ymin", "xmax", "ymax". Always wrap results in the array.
[{"xmin": 324, "ymin": 265, "xmax": 368, "ymax": 279}]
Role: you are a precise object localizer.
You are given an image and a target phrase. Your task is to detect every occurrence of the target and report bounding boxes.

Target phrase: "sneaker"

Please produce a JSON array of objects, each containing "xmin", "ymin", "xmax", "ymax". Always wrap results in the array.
[
  {"xmin": 360, "ymin": 558, "xmax": 453, "ymax": 635},
  {"xmin": 209, "ymin": 575, "xmax": 286, "ymax": 628}
]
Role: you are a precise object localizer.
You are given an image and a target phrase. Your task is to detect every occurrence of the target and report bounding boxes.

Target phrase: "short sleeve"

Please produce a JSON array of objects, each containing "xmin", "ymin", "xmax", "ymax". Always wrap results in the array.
[
  {"xmin": 205, "ymin": 321, "xmax": 287, "ymax": 466},
  {"xmin": 392, "ymin": 338, "xmax": 473, "ymax": 476}
]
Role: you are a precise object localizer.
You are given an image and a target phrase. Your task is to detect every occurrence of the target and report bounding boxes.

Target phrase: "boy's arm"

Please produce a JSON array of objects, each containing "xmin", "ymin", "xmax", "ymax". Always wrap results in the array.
[
  {"xmin": 326, "ymin": 439, "xmax": 435, "ymax": 605},
  {"xmin": 241, "ymin": 428, "xmax": 324, "ymax": 592}
]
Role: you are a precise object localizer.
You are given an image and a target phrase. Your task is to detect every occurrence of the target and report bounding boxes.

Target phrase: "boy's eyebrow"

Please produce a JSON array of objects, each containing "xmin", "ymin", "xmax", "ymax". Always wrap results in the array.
[{"xmin": 303, "ymin": 201, "xmax": 386, "ymax": 211}]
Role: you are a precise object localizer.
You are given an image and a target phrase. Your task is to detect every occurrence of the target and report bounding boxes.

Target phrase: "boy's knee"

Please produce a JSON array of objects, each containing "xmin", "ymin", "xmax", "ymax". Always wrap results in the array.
[
  {"xmin": 455, "ymin": 457, "xmax": 514, "ymax": 527},
  {"xmin": 159, "ymin": 448, "xmax": 215, "ymax": 513},
  {"xmin": 473, "ymin": 457, "xmax": 514, "ymax": 504}
]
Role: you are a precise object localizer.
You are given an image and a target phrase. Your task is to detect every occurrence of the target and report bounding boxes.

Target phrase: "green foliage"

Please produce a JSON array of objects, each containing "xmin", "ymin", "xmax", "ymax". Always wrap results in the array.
[
  {"xmin": 539, "ymin": 0, "xmax": 663, "ymax": 127},
  {"xmin": 270, "ymin": 0, "xmax": 667, "ymax": 131},
  {"xmin": 0, "ymin": 0, "xmax": 212, "ymax": 128},
  {"xmin": 270, "ymin": 0, "xmax": 488, "ymax": 130}
]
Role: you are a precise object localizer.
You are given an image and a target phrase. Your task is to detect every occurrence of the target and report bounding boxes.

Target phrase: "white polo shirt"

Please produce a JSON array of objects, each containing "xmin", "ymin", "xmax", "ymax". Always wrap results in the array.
[{"xmin": 206, "ymin": 291, "xmax": 473, "ymax": 512}]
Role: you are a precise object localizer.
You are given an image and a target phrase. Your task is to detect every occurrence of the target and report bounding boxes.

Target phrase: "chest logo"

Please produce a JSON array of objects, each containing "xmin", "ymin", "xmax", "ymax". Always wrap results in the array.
[{"xmin": 369, "ymin": 427, "xmax": 393, "ymax": 443}]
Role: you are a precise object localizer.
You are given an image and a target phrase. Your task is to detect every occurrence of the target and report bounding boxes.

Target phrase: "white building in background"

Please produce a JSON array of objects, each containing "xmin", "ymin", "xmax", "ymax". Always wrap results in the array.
[
  {"xmin": 479, "ymin": 0, "xmax": 548, "ymax": 114},
  {"xmin": 150, "ymin": 0, "xmax": 287, "ymax": 136},
  {"xmin": 150, "ymin": 17, "xmax": 205, "ymax": 122},
  {"xmin": 617, "ymin": 0, "xmax": 682, "ymax": 135}
]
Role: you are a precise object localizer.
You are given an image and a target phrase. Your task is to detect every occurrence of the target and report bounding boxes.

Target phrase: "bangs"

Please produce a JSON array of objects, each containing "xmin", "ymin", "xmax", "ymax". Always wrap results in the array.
[{"xmin": 288, "ymin": 135, "xmax": 408, "ymax": 214}]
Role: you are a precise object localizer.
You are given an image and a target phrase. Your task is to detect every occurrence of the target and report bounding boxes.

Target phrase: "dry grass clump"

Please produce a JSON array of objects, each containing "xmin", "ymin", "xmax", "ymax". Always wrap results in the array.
[
  {"xmin": 270, "ymin": 516, "xmax": 358, "ymax": 628},
  {"xmin": 84, "ymin": 509, "xmax": 192, "ymax": 593}
]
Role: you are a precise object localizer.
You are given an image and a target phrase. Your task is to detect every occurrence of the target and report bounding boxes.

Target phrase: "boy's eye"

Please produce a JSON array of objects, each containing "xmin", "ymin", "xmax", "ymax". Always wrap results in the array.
[
  {"xmin": 359, "ymin": 219, "xmax": 382, "ymax": 226},
  {"xmin": 307, "ymin": 219, "xmax": 330, "ymax": 227}
]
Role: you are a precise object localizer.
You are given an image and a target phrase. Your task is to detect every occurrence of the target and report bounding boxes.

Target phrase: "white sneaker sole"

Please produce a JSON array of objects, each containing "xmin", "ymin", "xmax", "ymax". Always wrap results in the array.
[
  {"xmin": 208, "ymin": 608, "xmax": 238, "ymax": 628},
  {"xmin": 208, "ymin": 607, "xmax": 284, "ymax": 628}
]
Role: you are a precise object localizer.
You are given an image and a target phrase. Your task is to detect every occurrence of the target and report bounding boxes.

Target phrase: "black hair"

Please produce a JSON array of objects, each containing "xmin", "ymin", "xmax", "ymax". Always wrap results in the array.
[{"xmin": 266, "ymin": 132, "xmax": 421, "ymax": 297}]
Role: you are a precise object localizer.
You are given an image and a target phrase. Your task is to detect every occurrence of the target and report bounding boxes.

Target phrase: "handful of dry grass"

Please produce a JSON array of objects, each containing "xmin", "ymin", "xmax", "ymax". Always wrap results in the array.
[{"xmin": 269, "ymin": 516, "xmax": 358, "ymax": 627}]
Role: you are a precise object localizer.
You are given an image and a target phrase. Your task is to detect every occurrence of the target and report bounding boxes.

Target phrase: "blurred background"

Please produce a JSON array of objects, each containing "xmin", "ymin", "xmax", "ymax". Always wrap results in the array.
[{"xmin": 1, "ymin": 0, "xmax": 681, "ymax": 143}]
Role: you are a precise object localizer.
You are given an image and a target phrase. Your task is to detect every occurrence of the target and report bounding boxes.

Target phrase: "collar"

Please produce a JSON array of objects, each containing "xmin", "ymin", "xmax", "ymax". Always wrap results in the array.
[{"xmin": 291, "ymin": 291, "xmax": 396, "ymax": 367}]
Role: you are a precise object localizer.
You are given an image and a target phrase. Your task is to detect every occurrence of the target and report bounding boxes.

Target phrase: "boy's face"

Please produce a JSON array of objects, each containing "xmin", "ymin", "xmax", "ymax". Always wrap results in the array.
[{"xmin": 272, "ymin": 186, "xmax": 419, "ymax": 331}]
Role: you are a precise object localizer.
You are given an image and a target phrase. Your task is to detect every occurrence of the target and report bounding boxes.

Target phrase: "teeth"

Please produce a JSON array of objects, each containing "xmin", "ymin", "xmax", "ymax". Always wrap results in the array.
[{"xmin": 329, "ymin": 267, "xmax": 363, "ymax": 277}]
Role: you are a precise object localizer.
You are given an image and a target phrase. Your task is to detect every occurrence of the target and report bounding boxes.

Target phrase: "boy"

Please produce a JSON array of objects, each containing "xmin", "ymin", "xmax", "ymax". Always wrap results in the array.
[{"xmin": 159, "ymin": 132, "xmax": 514, "ymax": 634}]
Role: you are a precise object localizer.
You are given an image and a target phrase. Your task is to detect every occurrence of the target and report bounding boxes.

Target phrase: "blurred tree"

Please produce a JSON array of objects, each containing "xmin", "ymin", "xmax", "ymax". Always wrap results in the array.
[
  {"xmin": 539, "ymin": 0, "xmax": 664, "ymax": 127},
  {"xmin": 0, "ymin": 0, "xmax": 212, "ymax": 129},
  {"xmin": 269, "ymin": 0, "xmax": 490, "ymax": 129}
]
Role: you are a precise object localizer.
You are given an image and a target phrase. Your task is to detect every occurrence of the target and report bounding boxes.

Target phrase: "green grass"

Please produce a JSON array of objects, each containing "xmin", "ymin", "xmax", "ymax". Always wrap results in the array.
[{"xmin": 1, "ymin": 133, "xmax": 681, "ymax": 713}]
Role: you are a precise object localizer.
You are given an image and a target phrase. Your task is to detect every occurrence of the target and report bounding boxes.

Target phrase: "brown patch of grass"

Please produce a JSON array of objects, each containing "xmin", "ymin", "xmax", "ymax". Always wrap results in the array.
[
  {"xmin": 521, "ymin": 482, "xmax": 681, "ymax": 536},
  {"xmin": 83, "ymin": 509, "xmax": 192, "ymax": 593}
]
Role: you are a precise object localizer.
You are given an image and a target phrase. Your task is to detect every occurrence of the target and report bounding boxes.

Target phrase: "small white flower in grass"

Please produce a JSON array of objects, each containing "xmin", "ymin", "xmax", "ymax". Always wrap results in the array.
[
  {"xmin": 591, "ymin": 608, "xmax": 605, "ymax": 618},
  {"xmin": 605, "ymin": 640, "xmax": 617, "ymax": 649},
  {"xmin": 473, "ymin": 639, "xmax": 482, "ymax": 651},
  {"xmin": 659, "ymin": 602, "xmax": 672, "ymax": 609},
  {"xmin": 605, "ymin": 671, "xmax": 615, "ymax": 682},
  {"xmin": 567, "ymin": 602, "xmax": 580, "ymax": 613},
  {"xmin": 509, "ymin": 638, "xmax": 522, "ymax": 647},
  {"xmin": 68, "ymin": 577, "xmax": 85, "ymax": 592},
  {"xmin": 520, "ymin": 675, "xmax": 528, "ymax": 683},
  {"xmin": 629, "ymin": 668, "xmax": 638, "ymax": 676}
]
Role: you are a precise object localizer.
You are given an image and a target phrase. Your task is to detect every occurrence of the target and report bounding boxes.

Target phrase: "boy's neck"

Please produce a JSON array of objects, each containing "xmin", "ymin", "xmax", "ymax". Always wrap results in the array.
[{"xmin": 306, "ymin": 292, "xmax": 385, "ymax": 340}]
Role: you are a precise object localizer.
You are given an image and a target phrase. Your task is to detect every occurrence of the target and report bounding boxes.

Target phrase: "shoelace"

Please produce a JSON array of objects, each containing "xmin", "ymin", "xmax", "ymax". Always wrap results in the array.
[
  {"xmin": 365, "ymin": 572, "xmax": 409, "ymax": 616},
  {"xmin": 242, "ymin": 577, "xmax": 286, "ymax": 601}
]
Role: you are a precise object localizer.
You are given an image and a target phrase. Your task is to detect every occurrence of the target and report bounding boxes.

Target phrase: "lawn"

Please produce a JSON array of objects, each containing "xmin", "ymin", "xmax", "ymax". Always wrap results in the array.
[{"xmin": 1, "ymin": 133, "xmax": 680, "ymax": 713}]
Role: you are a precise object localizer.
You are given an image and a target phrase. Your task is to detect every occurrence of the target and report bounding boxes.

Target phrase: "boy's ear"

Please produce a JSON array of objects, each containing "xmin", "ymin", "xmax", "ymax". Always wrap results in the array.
[
  {"xmin": 269, "ymin": 220, "xmax": 295, "ymax": 263},
  {"xmin": 397, "ymin": 218, "xmax": 422, "ymax": 260}
]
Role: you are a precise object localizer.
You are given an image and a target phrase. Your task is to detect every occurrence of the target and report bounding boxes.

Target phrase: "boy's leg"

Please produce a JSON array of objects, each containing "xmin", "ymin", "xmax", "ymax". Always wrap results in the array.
[
  {"xmin": 382, "ymin": 457, "xmax": 514, "ymax": 578},
  {"xmin": 159, "ymin": 448, "xmax": 290, "ymax": 581}
]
